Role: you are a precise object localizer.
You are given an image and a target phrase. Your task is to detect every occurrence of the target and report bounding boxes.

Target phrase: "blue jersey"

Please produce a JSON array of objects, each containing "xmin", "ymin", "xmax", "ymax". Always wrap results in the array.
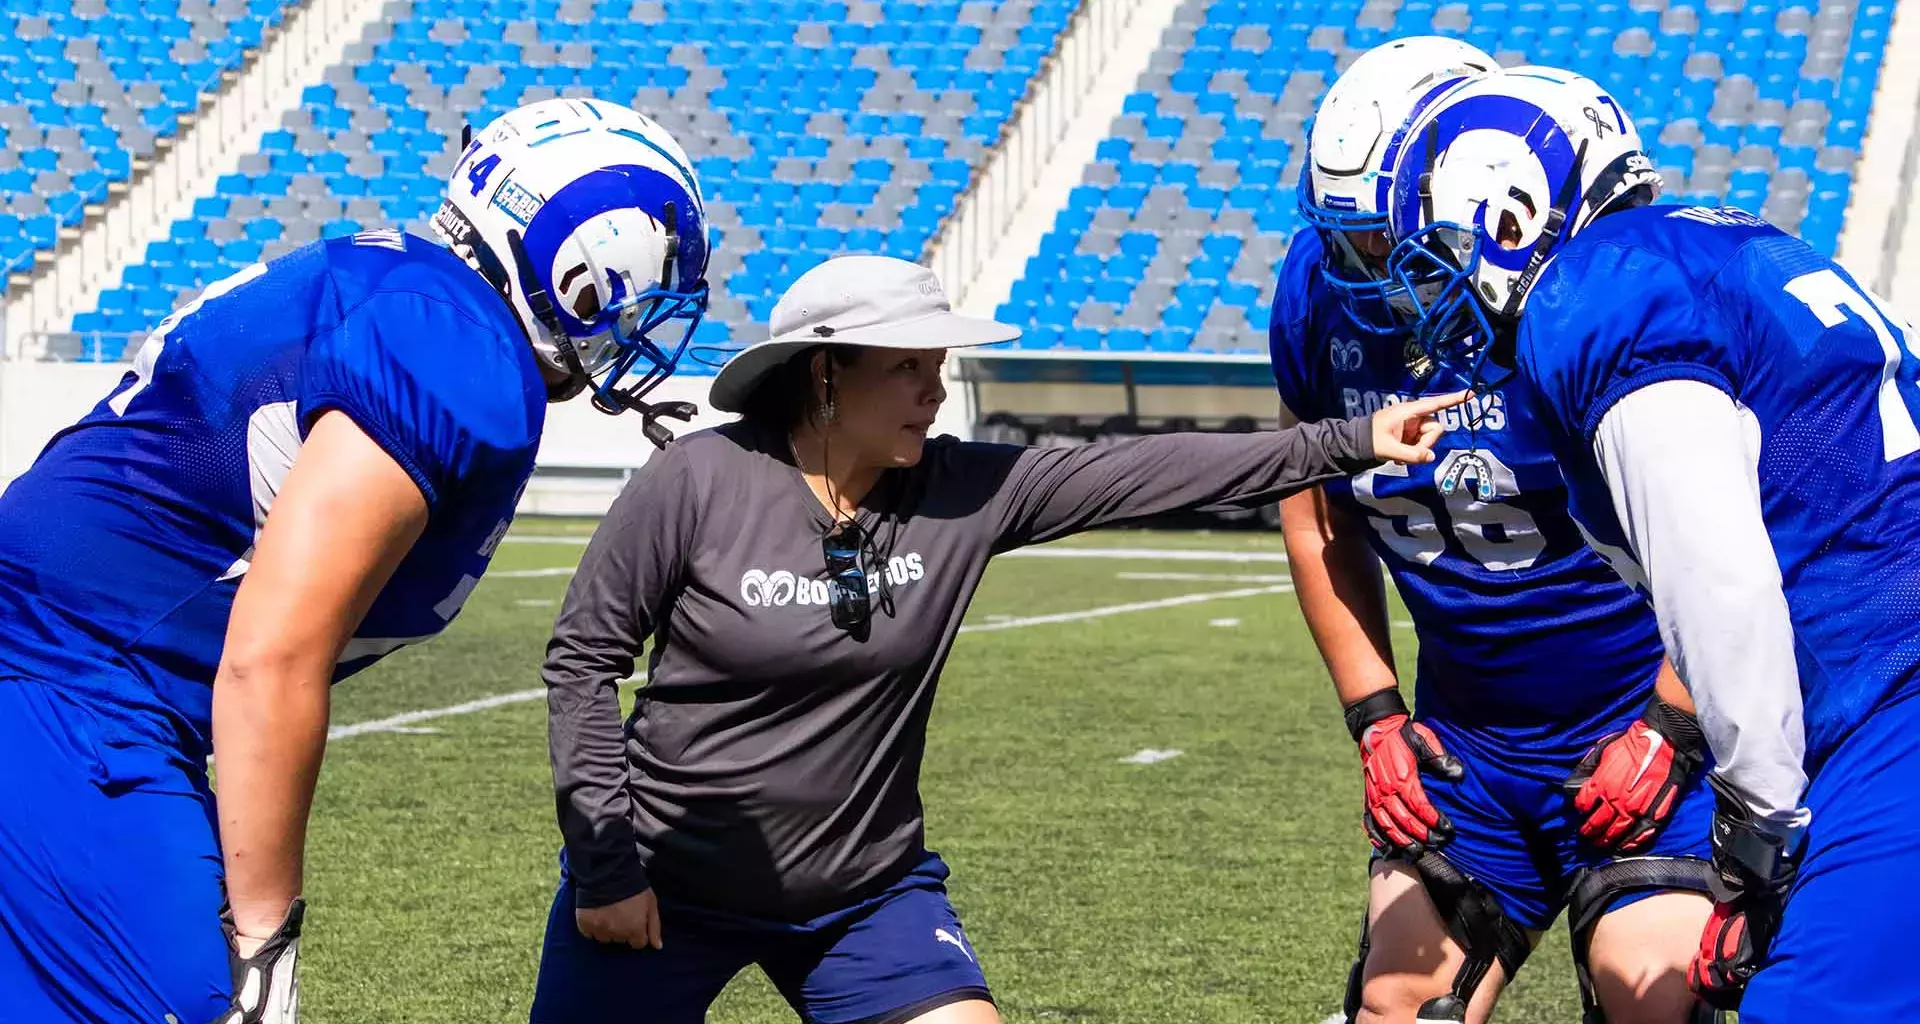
[
  {"xmin": 1520, "ymin": 204, "xmax": 1920, "ymax": 769},
  {"xmin": 1270, "ymin": 229, "xmax": 1665, "ymax": 761},
  {"xmin": 0, "ymin": 231, "xmax": 545, "ymax": 756}
]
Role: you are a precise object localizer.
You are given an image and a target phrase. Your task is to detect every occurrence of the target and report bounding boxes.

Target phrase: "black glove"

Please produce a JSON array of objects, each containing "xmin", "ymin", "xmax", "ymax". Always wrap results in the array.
[
  {"xmin": 220, "ymin": 898, "xmax": 304, "ymax": 1024},
  {"xmin": 1688, "ymin": 776, "xmax": 1802, "ymax": 1010}
]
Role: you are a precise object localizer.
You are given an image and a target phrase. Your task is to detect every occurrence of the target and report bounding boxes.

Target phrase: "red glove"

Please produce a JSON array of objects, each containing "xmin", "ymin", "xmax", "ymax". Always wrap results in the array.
[
  {"xmin": 1691, "ymin": 899, "xmax": 1755, "ymax": 1007},
  {"xmin": 1565, "ymin": 696, "xmax": 1709, "ymax": 853},
  {"xmin": 1688, "ymin": 775, "xmax": 1802, "ymax": 1010},
  {"xmin": 1346, "ymin": 688, "xmax": 1464, "ymax": 856}
]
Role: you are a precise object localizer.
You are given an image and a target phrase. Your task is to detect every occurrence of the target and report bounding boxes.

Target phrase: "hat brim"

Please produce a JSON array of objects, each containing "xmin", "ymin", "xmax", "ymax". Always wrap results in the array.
[{"xmin": 708, "ymin": 309, "xmax": 1021, "ymax": 413}]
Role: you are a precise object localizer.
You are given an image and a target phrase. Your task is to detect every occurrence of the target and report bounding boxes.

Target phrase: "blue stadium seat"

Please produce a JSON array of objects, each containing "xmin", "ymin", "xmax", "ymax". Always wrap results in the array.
[
  {"xmin": 60, "ymin": 0, "xmax": 1877, "ymax": 352},
  {"xmin": 1001, "ymin": 0, "xmax": 1881, "ymax": 356}
]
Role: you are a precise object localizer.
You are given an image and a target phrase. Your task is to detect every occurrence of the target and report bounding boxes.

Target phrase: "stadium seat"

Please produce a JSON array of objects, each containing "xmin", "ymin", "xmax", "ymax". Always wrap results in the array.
[
  {"xmin": 67, "ymin": 0, "xmax": 1079, "ymax": 350},
  {"xmin": 1003, "ymin": 0, "xmax": 1884, "ymax": 355}
]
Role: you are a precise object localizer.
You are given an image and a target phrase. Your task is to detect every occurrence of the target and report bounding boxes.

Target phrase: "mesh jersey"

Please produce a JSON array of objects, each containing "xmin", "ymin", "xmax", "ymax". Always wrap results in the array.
[
  {"xmin": 0, "ymin": 231, "xmax": 545, "ymax": 756},
  {"xmin": 1519, "ymin": 203, "xmax": 1920, "ymax": 769},
  {"xmin": 1271, "ymin": 228, "xmax": 1665, "ymax": 762}
]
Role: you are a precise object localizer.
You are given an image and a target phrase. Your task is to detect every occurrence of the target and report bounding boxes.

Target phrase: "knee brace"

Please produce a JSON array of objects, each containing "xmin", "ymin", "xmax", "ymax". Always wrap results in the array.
[
  {"xmin": 1343, "ymin": 854, "xmax": 1530, "ymax": 1023},
  {"xmin": 1410, "ymin": 851, "xmax": 1532, "ymax": 1024},
  {"xmin": 1566, "ymin": 856, "xmax": 1726, "ymax": 1024}
]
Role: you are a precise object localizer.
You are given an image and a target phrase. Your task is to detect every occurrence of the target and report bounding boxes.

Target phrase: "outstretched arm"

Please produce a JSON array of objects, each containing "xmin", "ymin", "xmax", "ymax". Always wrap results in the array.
[
  {"xmin": 991, "ymin": 393, "xmax": 1466, "ymax": 549},
  {"xmin": 213, "ymin": 410, "xmax": 429, "ymax": 947}
]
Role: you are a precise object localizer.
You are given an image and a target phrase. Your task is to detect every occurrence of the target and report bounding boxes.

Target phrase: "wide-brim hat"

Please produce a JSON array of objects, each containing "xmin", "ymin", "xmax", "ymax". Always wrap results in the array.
[{"xmin": 708, "ymin": 254, "xmax": 1020, "ymax": 413}]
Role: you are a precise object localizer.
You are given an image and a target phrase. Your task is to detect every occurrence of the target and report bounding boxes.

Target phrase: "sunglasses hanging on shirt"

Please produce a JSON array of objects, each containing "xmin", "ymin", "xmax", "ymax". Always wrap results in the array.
[{"xmin": 822, "ymin": 521, "xmax": 873, "ymax": 642}]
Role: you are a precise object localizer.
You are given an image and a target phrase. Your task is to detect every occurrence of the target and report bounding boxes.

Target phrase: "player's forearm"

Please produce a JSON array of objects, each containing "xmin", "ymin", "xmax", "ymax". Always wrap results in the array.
[
  {"xmin": 1277, "ymin": 487, "xmax": 1399, "ymax": 704},
  {"xmin": 1594, "ymin": 381, "xmax": 1809, "ymax": 836},
  {"xmin": 1652, "ymin": 659, "xmax": 1696, "ymax": 715},
  {"xmin": 212, "ymin": 649, "xmax": 331, "ymax": 939}
]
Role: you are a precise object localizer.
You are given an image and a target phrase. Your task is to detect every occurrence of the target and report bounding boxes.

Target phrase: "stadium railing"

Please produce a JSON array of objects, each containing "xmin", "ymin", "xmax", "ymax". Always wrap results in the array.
[
  {"xmin": 7, "ymin": 0, "xmax": 363, "ymax": 353},
  {"xmin": 929, "ymin": 0, "xmax": 1146, "ymax": 309}
]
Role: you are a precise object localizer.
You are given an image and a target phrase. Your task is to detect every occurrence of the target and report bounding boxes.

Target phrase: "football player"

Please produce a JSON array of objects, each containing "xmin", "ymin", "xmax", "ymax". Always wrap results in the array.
[
  {"xmin": 0, "ymin": 97, "xmax": 710, "ymax": 1023},
  {"xmin": 1384, "ymin": 65, "xmax": 1920, "ymax": 1021},
  {"xmin": 1274, "ymin": 42, "xmax": 1721, "ymax": 1023}
]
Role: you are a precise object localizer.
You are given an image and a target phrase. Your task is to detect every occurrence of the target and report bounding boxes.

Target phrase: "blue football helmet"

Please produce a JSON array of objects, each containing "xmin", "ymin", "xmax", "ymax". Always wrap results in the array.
[
  {"xmin": 432, "ymin": 97, "xmax": 710, "ymax": 422},
  {"xmin": 1382, "ymin": 67, "xmax": 1661, "ymax": 385}
]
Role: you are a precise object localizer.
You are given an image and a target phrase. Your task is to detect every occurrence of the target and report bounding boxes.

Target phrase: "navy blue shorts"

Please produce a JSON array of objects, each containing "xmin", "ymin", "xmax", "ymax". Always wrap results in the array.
[
  {"xmin": 1413, "ymin": 718, "xmax": 1716, "ymax": 931},
  {"xmin": 1738, "ymin": 691, "xmax": 1920, "ymax": 1022},
  {"xmin": 0, "ymin": 680, "xmax": 231, "ymax": 1024},
  {"xmin": 531, "ymin": 851, "xmax": 992, "ymax": 1024}
]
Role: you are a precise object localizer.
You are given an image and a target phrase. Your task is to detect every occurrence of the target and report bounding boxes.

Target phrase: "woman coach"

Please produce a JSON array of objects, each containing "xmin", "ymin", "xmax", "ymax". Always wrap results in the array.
[{"xmin": 530, "ymin": 255, "xmax": 1466, "ymax": 1024}]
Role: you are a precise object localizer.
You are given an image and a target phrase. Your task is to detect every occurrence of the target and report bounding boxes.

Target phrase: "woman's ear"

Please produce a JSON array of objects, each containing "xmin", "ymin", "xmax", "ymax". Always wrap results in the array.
[{"xmin": 805, "ymin": 348, "xmax": 830, "ymax": 405}]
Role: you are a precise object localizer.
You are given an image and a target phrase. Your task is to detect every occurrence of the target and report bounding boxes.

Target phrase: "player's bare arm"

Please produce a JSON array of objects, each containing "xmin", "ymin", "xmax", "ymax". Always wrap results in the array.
[
  {"xmin": 1276, "ymin": 401, "xmax": 1463, "ymax": 860},
  {"xmin": 213, "ymin": 410, "xmax": 428, "ymax": 947},
  {"xmin": 1274, "ymin": 403, "xmax": 1398, "ymax": 704}
]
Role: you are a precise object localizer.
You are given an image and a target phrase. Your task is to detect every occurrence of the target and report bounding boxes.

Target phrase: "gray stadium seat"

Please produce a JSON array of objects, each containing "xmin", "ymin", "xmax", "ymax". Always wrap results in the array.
[{"xmin": 1074, "ymin": 302, "xmax": 1119, "ymax": 328}]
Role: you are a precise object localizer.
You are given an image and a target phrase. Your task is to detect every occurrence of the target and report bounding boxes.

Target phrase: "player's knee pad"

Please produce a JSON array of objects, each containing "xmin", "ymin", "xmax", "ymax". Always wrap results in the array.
[
  {"xmin": 1566, "ymin": 856, "xmax": 1726, "ymax": 1024},
  {"xmin": 1402, "ymin": 851, "xmax": 1531, "ymax": 1023}
]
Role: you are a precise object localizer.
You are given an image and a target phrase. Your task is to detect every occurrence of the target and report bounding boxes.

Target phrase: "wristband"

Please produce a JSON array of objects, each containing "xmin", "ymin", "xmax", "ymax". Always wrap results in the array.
[{"xmin": 1344, "ymin": 687, "xmax": 1411, "ymax": 743}]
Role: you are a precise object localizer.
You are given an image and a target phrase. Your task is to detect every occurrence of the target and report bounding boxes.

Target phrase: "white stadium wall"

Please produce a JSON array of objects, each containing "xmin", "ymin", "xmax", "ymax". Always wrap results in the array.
[
  {"xmin": 0, "ymin": 362, "xmax": 124, "ymax": 482},
  {"xmin": 0, "ymin": 361, "xmax": 979, "ymax": 517}
]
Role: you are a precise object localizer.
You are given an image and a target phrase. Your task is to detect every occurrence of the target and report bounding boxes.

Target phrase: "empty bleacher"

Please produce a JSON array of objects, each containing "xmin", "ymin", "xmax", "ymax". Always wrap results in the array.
[
  {"xmin": 0, "ymin": 0, "xmax": 294, "ymax": 290},
  {"xmin": 68, "ymin": 0, "xmax": 1075, "ymax": 362},
  {"xmin": 998, "ymin": 0, "xmax": 1891, "ymax": 356}
]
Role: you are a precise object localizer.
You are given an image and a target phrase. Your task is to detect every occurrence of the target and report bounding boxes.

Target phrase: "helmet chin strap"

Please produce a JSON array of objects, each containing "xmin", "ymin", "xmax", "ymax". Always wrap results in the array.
[{"xmin": 503, "ymin": 228, "xmax": 593, "ymax": 403}]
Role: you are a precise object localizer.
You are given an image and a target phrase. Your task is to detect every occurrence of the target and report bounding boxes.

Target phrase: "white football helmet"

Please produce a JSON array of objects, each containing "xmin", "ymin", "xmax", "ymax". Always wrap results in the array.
[
  {"xmin": 1300, "ymin": 35, "xmax": 1499, "ymax": 333},
  {"xmin": 1383, "ymin": 66, "xmax": 1662, "ymax": 380},
  {"xmin": 431, "ymin": 97, "xmax": 710, "ymax": 419}
]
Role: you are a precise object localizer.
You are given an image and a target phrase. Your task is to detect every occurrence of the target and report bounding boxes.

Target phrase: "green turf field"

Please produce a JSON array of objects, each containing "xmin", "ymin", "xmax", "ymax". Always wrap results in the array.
[{"xmin": 307, "ymin": 519, "xmax": 1589, "ymax": 1023}]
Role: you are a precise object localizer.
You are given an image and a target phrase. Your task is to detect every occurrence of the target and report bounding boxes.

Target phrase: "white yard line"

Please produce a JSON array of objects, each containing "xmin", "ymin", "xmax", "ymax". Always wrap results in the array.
[
  {"xmin": 954, "ymin": 583, "xmax": 1293, "ymax": 634},
  {"xmin": 327, "ymin": 687, "xmax": 573, "ymax": 740},
  {"xmin": 1002, "ymin": 546, "xmax": 1289, "ymax": 563},
  {"xmin": 492, "ymin": 567, "xmax": 580, "ymax": 579},
  {"xmin": 1117, "ymin": 571, "xmax": 1290, "ymax": 583},
  {"xmin": 328, "ymin": 583, "xmax": 1293, "ymax": 740}
]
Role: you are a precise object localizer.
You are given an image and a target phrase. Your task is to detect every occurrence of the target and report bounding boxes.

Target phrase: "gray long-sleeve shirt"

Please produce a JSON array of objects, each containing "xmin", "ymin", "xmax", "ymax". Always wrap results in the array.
[{"xmin": 545, "ymin": 416, "xmax": 1378, "ymax": 921}]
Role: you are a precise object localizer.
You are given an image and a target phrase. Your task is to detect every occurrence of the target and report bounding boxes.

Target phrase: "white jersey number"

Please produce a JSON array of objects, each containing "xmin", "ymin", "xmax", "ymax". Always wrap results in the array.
[
  {"xmin": 1352, "ymin": 447, "xmax": 1545, "ymax": 571},
  {"xmin": 1783, "ymin": 268, "xmax": 1920, "ymax": 461}
]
